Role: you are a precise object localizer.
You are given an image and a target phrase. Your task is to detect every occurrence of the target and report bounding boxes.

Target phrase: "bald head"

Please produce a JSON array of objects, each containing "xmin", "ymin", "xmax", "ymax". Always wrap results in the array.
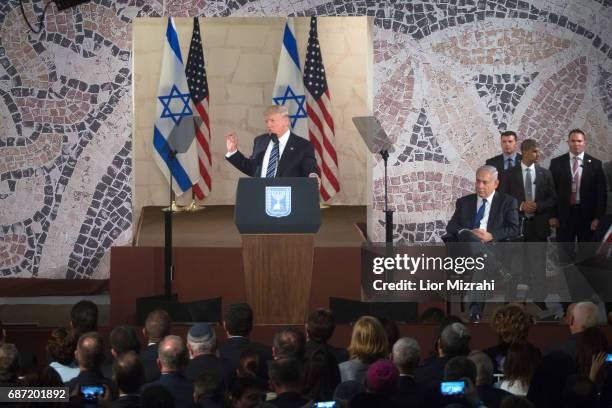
[
  {"xmin": 158, "ymin": 335, "xmax": 188, "ymax": 372},
  {"xmin": 570, "ymin": 302, "xmax": 599, "ymax": 334}
]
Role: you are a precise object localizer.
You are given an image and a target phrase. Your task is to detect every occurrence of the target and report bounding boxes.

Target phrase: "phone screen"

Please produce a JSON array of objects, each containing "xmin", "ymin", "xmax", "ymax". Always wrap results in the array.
[
  {"xmin": 440, "ymin": 381, "xmax": 465, "ymax": 396},
  {"xmin": 606, "ymin": 353, "xmax": 612, "ymax": 363},
  {"xmin": 314, "ymin": 402, "xmax": 337, "ymax": 408},
  {"xmin": 80, "ymin": 385, "xmax": 104, "ymax": 400}
]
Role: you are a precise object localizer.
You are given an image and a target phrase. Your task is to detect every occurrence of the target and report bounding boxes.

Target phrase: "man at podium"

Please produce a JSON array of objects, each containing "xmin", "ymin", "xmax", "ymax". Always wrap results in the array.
[{"xmin": 225, "ymin": 105, "xmax": 320, "ymax": 180}]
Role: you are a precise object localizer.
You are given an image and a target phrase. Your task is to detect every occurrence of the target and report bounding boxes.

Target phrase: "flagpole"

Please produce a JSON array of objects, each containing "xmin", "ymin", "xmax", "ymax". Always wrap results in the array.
[{"xmin": 185, "ymin": 189, "xmax": 205, "ymax": 212}]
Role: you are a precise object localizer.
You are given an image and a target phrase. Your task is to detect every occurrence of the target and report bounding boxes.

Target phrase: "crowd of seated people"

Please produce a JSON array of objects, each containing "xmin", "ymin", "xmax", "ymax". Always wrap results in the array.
[{"xmin": 0, "ymin": 300, "xmax": 611, "ymax": 408}]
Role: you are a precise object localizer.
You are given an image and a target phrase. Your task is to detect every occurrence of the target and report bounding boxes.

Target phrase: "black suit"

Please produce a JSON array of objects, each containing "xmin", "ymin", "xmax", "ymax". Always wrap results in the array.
[
  {"xmin": 549, "ymin": 152, "xmax": 607, "ymax": 243},
  {"xmin": 500, "ymin": 164, "xmax": 556, "ymax": 304},
  {"xmin": 486, "ymin": 153, "xmax": 522, "ymax": 179},
  {"xmin": 185, "ymin": 354, "xmax": 234, "ymax": 387},
  {"xmin": 391, "ymin": 375, "xmax": 424, "ymax": 407},
  {"xmin": 112, "ymin": 394, "xmax": 140, "ymax": 408},
  {"xmin": 446, "ymin": 191, "xmax": 519, "ymax": 314},
  {"xmin": 226, "ymin": 132, "xmax": 319, "ymax": 178},
  {"xmin": 446, "ymin": 192, "xmax": 520, "ymax": 241},
  {"xmin": 144, "ymin": 372, "xmax": 194, "ymax": 408}
]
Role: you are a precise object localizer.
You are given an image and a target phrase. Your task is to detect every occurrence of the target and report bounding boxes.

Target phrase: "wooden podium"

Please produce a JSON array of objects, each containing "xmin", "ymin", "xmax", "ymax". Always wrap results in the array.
[{"xmin": 235, "ymin": 178, "xmax": 320, "ymax": 324}]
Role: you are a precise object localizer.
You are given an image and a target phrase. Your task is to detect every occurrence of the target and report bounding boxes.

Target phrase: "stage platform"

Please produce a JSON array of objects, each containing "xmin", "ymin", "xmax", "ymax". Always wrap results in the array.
[{"xmin": 111, "ymin": 205, "xmax": 370, "ymax": 326}]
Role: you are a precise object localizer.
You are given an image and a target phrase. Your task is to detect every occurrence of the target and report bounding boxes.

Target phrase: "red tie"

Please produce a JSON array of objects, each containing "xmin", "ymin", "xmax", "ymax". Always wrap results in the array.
[{"xmin": 570, "ymin": 157, "xmax": 580, "ymax": 205}]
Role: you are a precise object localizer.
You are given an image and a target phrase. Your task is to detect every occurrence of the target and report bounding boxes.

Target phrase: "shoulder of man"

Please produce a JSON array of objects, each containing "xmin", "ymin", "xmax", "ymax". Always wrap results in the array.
[
  {"xmin": 584, "ymin": 153, "xmax": 603, "ymax": 167},
  {"xmin": 485, "ymin": 154, "xmax": 501, "ymax": 164}
]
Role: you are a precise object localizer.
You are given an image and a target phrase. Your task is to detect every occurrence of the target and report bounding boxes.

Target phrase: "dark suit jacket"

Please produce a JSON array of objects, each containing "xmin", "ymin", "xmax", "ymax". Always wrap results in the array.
[
  {"xmin": 486, "ymin": 153, "xmax": 522, "ymax": 176},
  {"xmin": 446, "ymin": 192, "xmax": 520, "ymax": 241},
  {"xmin": 500, "ymin": 164, "xmax": 556, "ymax": 239},
  {"xmin": 477, "ymin": 385, "xmax": 512, "ymax": 408},
  {"xmin": 549, "ymin": 153, "xmax": 607, "ymax": 225},
  {"xmin": 226, "ymin": 132, "xmax": 319, "ymax": 178},
  {"xmin": 144, "ymin": 372, "xmax": 194, "ymax": 408},
  {"xmin": 185, "ymin": 354, "xmax": 235, "ymax": 386},
  {"xmin": 305, "ymin": 340, "xmax": 348, "ymax": 364},
  {"xmin": 218, "ymin": 336, "xmax": 272, "ymax": 379},
  {"xmin": 544, "ymin": 332, "xmax": 580, "ymax": 359},
  {"xmin": 140, "ymin": 343, "xmax": 159, "ymax": 361},
  {"xmin": 391, "ymin": 375, "xmax": 424, "ymax": 407}
]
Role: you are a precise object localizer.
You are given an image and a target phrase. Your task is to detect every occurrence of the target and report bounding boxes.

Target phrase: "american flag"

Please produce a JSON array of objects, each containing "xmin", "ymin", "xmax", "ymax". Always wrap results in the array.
[
  {"xmin": 185, "ymin": 17, "xmax": 212, "ymax": 199},
  {"xmin": 303, "ymin": 17, "xmax": 340, "ymax": 201}
]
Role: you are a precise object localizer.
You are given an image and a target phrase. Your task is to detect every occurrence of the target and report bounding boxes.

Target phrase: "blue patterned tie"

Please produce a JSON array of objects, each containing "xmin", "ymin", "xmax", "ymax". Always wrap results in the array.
[
  {"xmin": 265, "ymin": 136, "xmax": 279, "ymax": 178},
  {"xmin": 472, "ymin": 198, "xmax": 488, "ymax": 229}
]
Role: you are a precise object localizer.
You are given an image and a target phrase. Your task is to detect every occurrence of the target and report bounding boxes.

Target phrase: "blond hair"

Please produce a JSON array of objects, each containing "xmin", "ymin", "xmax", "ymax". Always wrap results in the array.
[{"xmin": 347, "ymin": 316, "xmax": 388, "ymax": 363}]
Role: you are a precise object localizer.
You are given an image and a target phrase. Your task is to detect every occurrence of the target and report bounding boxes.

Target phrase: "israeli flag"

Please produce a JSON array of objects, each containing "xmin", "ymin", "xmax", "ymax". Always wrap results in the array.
[
  {"xmin": 152, "ymin": 17, "xmax": 199, "ymax": 196},
  {"xmin": 272, "ymin": 18, "xmax": 308, "ymax": 138}
]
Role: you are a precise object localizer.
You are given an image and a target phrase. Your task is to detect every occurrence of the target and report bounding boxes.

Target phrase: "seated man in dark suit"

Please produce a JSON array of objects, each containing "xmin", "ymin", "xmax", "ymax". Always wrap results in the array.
[
  {"xmin": 468, "ymin": 351, "xmax": 511, "ymax": 408},
  {"xmin": 485, "ymin": 130, "xmax": 522, "ymax": 184},
  {"xmin": 304, "ymin": 308, "xmax": 348, "ymax": 364},
  {"xmin": 267, "ymin": 358, "xmax": 310, "ymax": 408},
  {"xmin": 140, "ymin": 309, "xmax": 169, "ymax": 383},
  {"xmin": 144, "ymin": 335, "xmax": 194, "ymax": 408},
  {"xmin": 225, "ymin": 105, "xmax": 320, "ymax": 181},
  {"xmin": 185, "ymin": 322, "xmax": 234, "ymax": 388},
  {"xmin": 111, "ymin": 351, "xmax": 144, "ymax": 408},
  {"xmin": 446, "ymin": 165, "xmax": 520, "ymax": 321},
  {"xmin": 67, "ymin": 332, "xmax": 118, "ymax": 399},
  {"xmin": 391, "ymin": 337, "xmax": 424, "ymax": 407},
  {"xmin": 499, "ymin": 139, "xmax": 556, "ymax": 310},
  {"xmin": 218, "ymin": 303, "xmax": 272, "ymax": 378}
]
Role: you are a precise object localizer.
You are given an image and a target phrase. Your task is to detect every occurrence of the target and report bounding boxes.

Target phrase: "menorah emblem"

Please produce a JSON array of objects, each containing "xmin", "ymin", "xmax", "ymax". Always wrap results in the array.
[{"xmin": 265, "ymin": 186, "xmax": 292, "ymax": 218}]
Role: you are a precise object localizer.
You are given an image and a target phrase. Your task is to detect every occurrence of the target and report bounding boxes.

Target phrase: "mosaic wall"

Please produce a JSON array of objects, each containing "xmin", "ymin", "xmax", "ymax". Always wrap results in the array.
[{"xmin": 1, "ymin": 0, "xmax": 611, "ymax": 278}]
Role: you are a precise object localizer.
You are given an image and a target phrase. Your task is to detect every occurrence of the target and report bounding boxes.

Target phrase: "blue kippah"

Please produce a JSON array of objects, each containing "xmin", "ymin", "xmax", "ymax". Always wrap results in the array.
[{"xmin": 188, "ymin": 322, "xmax": 213, "ymax": 341}]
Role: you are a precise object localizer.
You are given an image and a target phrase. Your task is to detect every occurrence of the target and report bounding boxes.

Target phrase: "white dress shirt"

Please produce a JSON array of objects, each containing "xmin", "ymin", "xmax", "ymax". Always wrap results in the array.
[
  {"xmin": 569, "ymin": 152, "xmax": 584, "ymax": 203},
  {"xmin": 259, "ymin": 129, "xmax": 290, "ymax": 177}
]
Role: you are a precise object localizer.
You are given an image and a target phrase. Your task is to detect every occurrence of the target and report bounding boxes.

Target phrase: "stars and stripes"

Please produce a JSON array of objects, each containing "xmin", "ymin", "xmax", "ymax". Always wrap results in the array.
[
  {"xmin": 185, "ymin": 17, "xmax": 212, "ymax": 200},
  {"xmin": 303, "ymin": 17, "xmax": 340, "ymax": 201}
]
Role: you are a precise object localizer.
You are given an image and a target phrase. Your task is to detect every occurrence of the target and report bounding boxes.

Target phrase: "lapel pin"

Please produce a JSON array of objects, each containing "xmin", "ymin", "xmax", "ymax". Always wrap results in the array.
[{"xmin": 290, "ymin": 147, "xmax": 294, "ymax": 151}]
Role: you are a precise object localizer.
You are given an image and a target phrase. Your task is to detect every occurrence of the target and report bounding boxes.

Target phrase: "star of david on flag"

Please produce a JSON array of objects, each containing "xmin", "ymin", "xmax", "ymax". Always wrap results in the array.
[
  {"xmin": 152, "ymin": 17, "xmax": 199, "ymax": 197},
  {"xmin": 272, "ymin": 18, "xmax": 308, "ymax": 138}
]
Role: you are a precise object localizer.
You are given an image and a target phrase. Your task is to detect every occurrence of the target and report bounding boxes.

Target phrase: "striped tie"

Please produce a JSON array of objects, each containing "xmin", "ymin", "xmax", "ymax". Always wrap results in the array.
[{"xmin": 265, "ymin": 137, "xmax": 279, "ymax": 178}]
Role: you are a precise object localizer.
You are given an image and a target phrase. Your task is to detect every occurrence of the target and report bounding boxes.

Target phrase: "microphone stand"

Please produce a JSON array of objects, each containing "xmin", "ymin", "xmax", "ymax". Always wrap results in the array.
[{"xmin": 380, "ymin": 149, "xmax": 394, "ymax": 244}]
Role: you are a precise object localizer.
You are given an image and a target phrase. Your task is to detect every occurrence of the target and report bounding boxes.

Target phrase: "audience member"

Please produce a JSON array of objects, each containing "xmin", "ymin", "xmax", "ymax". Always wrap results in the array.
[
  {"xmin": 484, "ymin": 305, "xmax": 531, "ymax": 373},
  {"xmin": 70, "ymin": 300, "xmax": 98, "ymax": 335},
  {"xmin": 219, "ymin": 304, "xmax": 272, "ymax": 375},
  {"xmin": 141, "ymin": 384, "xmax": 175, "ymax": 408},
  {"xmin": 415, "ymin": 322, "xmax": 471, "ymax": 392},
  {"xmin": 236, "ymin": 349, "xmax": 260, "ymax": 379},
  {"xmin": 468, "ymin": 350, "xmax": 511, "ymax": 408},
  {"xmin": 228, "ymin": 376, "xmax": 267, "ymax": 408},
  {"xmin": 0, "ymin": 342, "xmax": 20, "ymax": 386},
  {"xmin": 103, "ymin": 325, "xmax": 142, "ymax": 379},
  {"xmin": 20, "ymin": 365, "xmax": 64, "ymax": 408},
  {"xmin": 267, "ymin": 358, "xmax": 309, "ymax": 407},
  {"xmin": 339, "ymin": 315, "xmax": 388, "ymax": 383},
  {"xmin": 141, "ymin": 309, "xmax": 171, "ymax": 362},
  {"xmin": 526, "ymin": 351, "xmax": 577, "ymax": 408},
  {"xmin": 67, "ymin": 332, "xmax": 117, "ymax": 398},
  {"xmin": 0, "ymin": 320, "xmax": 37, "ymax": 376},
  {"xmin": 185, "ymin": 323, "xmax": 234, "ymax": 388},
  {"xmin": 112, "ymin": 351, "xmax": 144, "ymax": 408},
  {"xmin": 545, "ymin": 301, "xmax": 599, "ymax": 358},
  {"xmin": 500, "ymin": 342, "xmax": 540, "ymax": 396},
  {"xmin": 575, "ymin": 326, "xmax": 608, "ymax": 383},
  {"xmin": 367, "ymin": 358, "xmax": 399, "ymax": 393},
  {"xmin": 390, "ymin": 337, "xmax": 424, "ymax": 407},
  {"xmin": 193, "ymin": 373, "xmax": 225, "ymax": 408},
  {"xmin": 144, "ymin": 335, "xmax": 193, "ymax": 408},
  {"xmin": 47, "ymin": 327, "xmax": 79, "ymax": 383},
  {"xmin": 272, "ymin": 327, "xmax": 305, "ymax": 361},
  {"xmin": 427, "ymin": 315, "xmax": 464, "ymax": 359},
  {"xmin": 140, "ymin": 310, "xmax": 169, "ymax": 383},
  {"xmin": 419, "ymin": 307, "xmax": 446, "ymax": 324},
  {"xmin": 301, "ymin": 344, "xmax": 340, "ymax": 402},
  {"xmin": 304, "ymin": 308, "xmax": 348, "ymax": 363},
  {"xmin": 562, "ymin": 375, "xmax": 598, "ymax": 408}
]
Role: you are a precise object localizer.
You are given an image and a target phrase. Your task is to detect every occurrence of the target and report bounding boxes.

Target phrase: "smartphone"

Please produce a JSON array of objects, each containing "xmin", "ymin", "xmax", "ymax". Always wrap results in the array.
[
  {"xmin": 314, "ymin": 402, "xmax": 337, "ymax": 408},
  {"xmin": 440, "ymin": 381, "xmax": 465, "ymax": 396},
  {"xmin": 606, "ymin": 353, "xmax": 612, "ymax": 363},
  {"xmin": 80, "ymin": 385, "xmax": 105, "ymax": 401}
]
